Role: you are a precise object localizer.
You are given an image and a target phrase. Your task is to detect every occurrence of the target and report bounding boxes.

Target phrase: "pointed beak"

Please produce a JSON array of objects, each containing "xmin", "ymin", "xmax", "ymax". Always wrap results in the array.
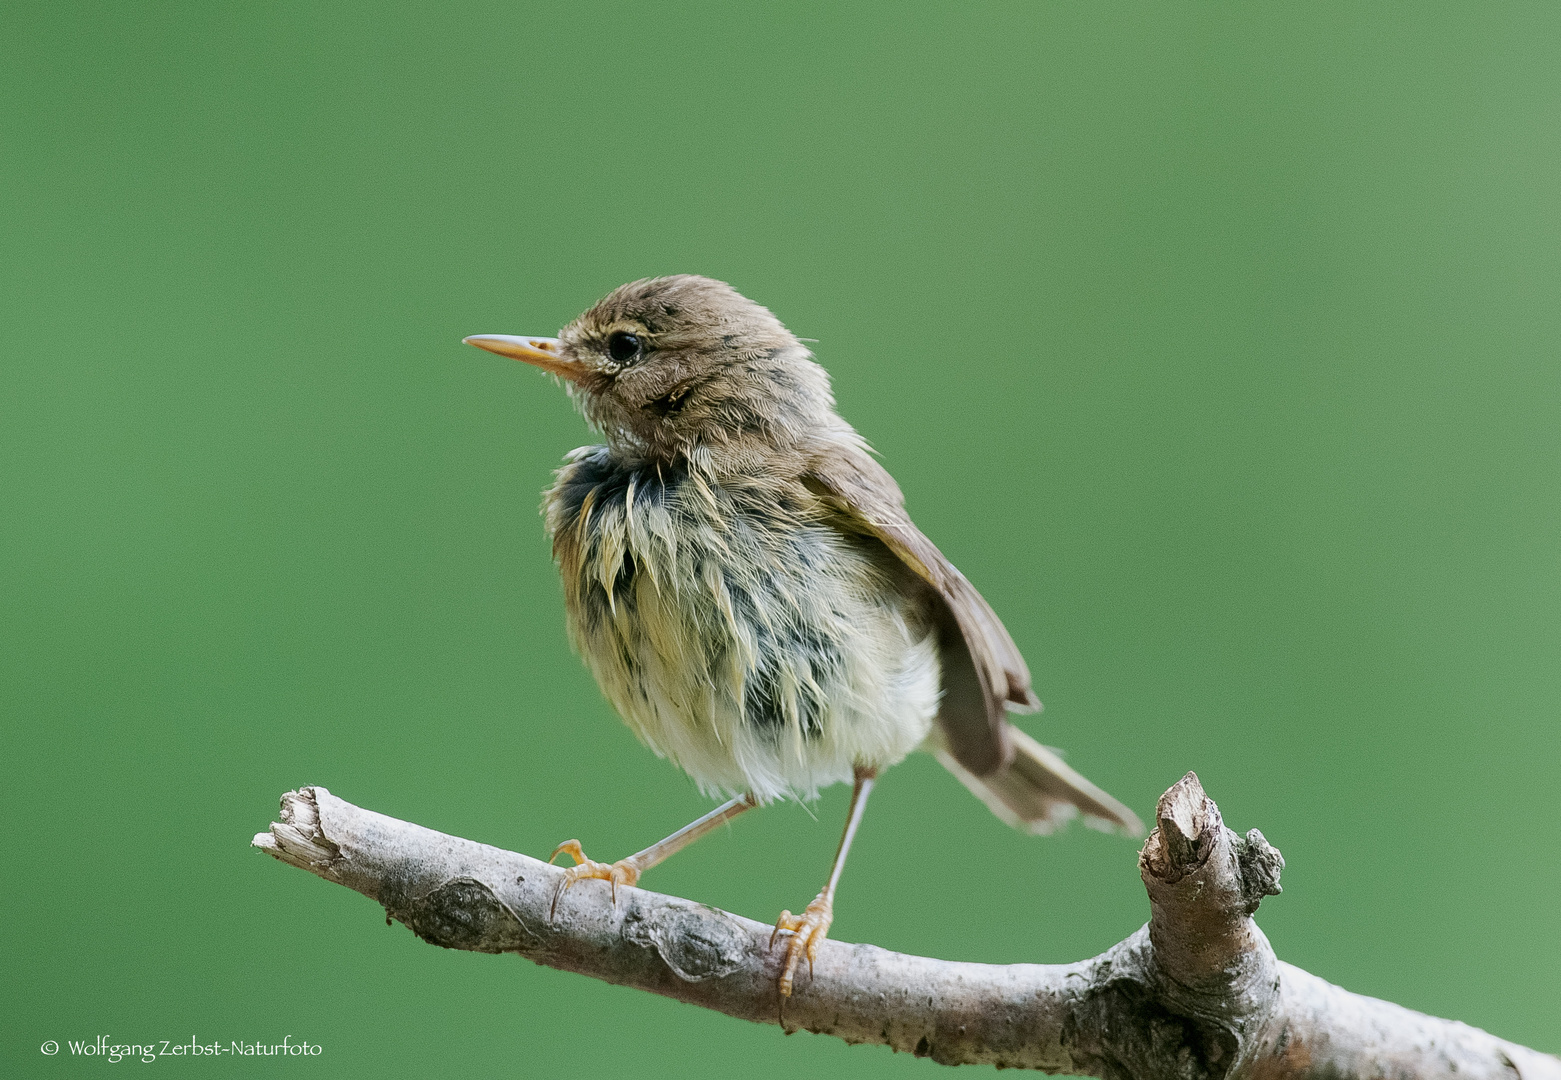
[{"xmin": 462, "ymin": 334, "xmax": 585, "ymax": 382}]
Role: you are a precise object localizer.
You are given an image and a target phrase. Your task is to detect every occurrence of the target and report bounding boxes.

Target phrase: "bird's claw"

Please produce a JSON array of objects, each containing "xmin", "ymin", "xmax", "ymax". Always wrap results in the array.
[
  {"xmin": 770, "ymin": 894, "xmax": 833, "ymax": 998},
  {"xmin": 547, "ymin": 840, "xmax": 641, "ymax": 918}
]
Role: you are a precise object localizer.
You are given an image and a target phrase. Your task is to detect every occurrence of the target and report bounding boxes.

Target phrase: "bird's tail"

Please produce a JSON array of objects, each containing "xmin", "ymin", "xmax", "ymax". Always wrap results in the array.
[{"xmin": 932, "ymin": 723, "xmax": 1144, "ymax": 837}]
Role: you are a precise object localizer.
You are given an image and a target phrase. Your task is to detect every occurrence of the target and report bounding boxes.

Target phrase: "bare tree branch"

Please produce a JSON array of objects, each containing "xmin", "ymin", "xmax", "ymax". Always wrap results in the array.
[{"xmin": 253, "ymin": 773, "xmax": 1558, "ymax": 1079}]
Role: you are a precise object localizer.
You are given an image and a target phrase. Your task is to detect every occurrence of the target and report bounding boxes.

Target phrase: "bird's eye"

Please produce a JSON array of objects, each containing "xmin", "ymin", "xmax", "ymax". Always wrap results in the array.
[{"xmin": 606, "ymin": 331, "xmax": 642, "ymax": 364}]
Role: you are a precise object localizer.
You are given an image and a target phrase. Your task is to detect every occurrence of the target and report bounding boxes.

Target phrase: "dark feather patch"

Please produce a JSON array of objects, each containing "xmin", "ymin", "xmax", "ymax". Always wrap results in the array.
[{"xmin": 551, "ymin": 449, "xmax": 682, "ymax": 534}]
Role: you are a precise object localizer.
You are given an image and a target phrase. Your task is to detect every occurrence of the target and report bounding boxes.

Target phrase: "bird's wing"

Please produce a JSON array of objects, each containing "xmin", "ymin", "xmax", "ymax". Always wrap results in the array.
[{"xmin": 804, "ymin": 442, "xmax": 1037, "ymax": 776}]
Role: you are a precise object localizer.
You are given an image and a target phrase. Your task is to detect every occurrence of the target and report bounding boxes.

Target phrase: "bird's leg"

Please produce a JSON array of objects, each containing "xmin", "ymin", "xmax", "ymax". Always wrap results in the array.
[
  {"xmin": 770, "ymin": 765, "xmax": 877, "ymax": 998},
  {"xmin": 548, "ymin": 793, "xmax": 757, "ymax": 917}
]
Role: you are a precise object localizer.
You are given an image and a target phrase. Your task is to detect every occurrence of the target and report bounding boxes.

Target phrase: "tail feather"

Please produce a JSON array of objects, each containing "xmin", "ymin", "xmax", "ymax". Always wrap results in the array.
[{"xmin": 933, "ymin": 724, "xmax": 1144, "ymax": 837}]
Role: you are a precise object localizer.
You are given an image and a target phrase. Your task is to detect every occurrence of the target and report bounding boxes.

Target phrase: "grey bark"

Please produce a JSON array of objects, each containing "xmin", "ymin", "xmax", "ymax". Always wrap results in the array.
[{"xmin": 253, "ymin": 772, "xmax": 1558, "ymax": 1079}]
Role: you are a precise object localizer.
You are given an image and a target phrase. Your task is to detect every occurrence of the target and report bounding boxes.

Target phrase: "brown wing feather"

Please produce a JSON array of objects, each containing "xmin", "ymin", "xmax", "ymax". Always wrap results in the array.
[{"xmin": 805, "ymin": 441, "xmax": 1038, "ymax": 777}]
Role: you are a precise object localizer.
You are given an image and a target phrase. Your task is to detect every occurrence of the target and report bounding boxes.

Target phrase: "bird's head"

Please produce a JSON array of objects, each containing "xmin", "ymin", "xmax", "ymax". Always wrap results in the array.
[{"xmin": 465, "ymin": 275, "xmax": 837, "ymax": 470}]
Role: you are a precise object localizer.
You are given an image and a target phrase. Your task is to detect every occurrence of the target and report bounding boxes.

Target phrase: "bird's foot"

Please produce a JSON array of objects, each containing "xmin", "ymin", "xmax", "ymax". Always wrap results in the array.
[
  {"xmin": 769, "ymin": 893, "xmax": 833, "ymax": 997},
  {"xmin": 547, "ymin": 840, "xmax": 641, "ymax": 917}
]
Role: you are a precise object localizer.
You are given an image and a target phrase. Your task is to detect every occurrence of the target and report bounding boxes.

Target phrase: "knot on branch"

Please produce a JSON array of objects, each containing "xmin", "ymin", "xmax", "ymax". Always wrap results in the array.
[
  {"xmin": 620, "ymin": 902, "xmax": 749, "ymax": 982},
  {"xmin": 400, "ymin": 877, "xmax": 542, "ymax": 954},
  {"xmin": 1234, "ymin": 828, "xmax": 1284, "ymax": 915}
]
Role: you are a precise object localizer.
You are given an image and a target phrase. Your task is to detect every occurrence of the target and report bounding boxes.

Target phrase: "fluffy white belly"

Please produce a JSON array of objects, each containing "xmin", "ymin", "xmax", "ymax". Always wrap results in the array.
[{"xmin": 547, "ymin": 448, "xmax": 940, "ymax": 802}]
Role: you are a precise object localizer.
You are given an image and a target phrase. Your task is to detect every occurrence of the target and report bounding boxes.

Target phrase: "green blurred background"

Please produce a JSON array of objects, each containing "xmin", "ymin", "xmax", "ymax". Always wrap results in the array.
[{"xmin": 4, "ymin": 2, "xmax": 1558, "ymax": 1074}]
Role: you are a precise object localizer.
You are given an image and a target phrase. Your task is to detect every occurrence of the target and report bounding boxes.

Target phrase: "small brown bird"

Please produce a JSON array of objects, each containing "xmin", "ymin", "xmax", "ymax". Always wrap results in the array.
[{"xmin": 465, "ymin": 276, "xmax": 1141, "ymax": 998}]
